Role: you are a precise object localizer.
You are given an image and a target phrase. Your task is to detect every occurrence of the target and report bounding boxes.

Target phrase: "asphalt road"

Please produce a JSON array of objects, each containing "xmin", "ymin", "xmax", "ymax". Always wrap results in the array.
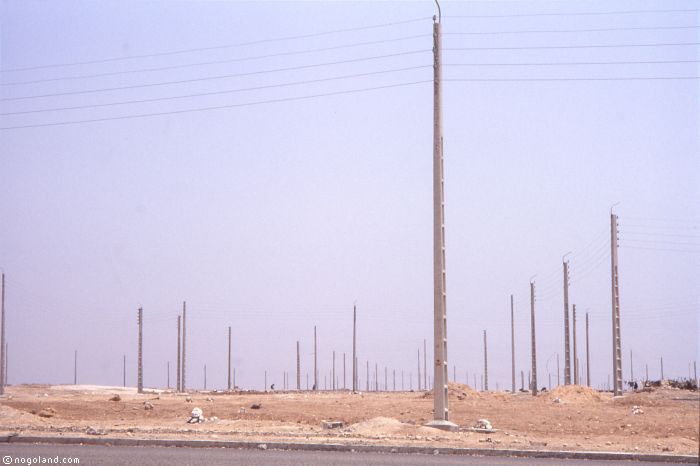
[{"xmin": 0, "ymin": 443, "xmax": 684, "ymax": 466}]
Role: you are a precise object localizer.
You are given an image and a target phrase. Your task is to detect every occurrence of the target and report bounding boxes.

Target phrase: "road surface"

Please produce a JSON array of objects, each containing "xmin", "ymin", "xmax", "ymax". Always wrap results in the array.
[{"xmin": 0, "ymin": 443, "xmax": 686, "ymax": 465}]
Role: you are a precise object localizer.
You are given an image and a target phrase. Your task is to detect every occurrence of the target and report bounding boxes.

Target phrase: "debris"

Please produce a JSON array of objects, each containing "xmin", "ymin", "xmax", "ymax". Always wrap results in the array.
[
  {"xmin": 206, "ymin": 397, "xmax": 214, "ymax": 402},
  {"xmin": 185, "ymin": 396, "xmax": 193, "ymax": 403},
  {"xmin": 257, "ymin": 443, "xmax": 268, "ymax": 450},
  {"xmin": 238, "ymin": 407, "xmax": 246, "ymax": 414},
  {"xmin": 143, "ymin": 401, "xmax": 154, "ymax": 410},
  {"xmin": 478, "ymin": 437, "xmax": 493, "ymax": 443},
  {"xmin": 322, "ymin": 420, "xmax": 344, "ymax": 429},
  {"xmin": 631, "ymin": 406, "xmax": 644, "ymax": 415},
  {"xmin": 37, "ymin": 408, "xmax": 55, "ymax": 418},
  {"xmin": 553, "ymin": 397, "xmax": 562, "ymax": 404},
  {"xmin": 208, "ymin": 416, "xmax": 219, "ymax": 422},
  {"xmin": 187, "ymin": 407, "xmax": 204, "ymax": 424},
  {"xmin": 86, "ymin": 426, "xmax": 105, "ymax": 436},
  {"xmin": 250, "ymin": 403, "xmax": 262, "ymax": 410},
  {"xmin": 109, "ymin": 395, "xmax": 121, "ymax": 402},
  {"xmin": 475, "ymin": 419, "xmax": 492, "ymax": 430}
]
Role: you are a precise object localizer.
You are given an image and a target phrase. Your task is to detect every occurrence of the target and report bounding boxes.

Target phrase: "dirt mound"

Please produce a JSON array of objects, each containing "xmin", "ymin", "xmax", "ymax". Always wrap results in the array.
[
  {"xmin": 546, "ymin": 385, "xmax": 605, "ymax": 403},
  {"xmin": 345, "ymin": 417, "xmax": 407, "ymax": 435},
  {"xmin": 0, "ymin": 405, "xmax": 45, "ymax": 424},
  {"xmin": 423, "ymin": 383, "xmax": 481, "ymax": 399}
]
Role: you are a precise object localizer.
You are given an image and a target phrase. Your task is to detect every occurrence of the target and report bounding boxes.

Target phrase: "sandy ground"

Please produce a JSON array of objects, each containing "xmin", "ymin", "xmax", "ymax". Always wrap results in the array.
[{"xmin": 0, "ymin": 384, "xmax": 697, "ymax": 457}]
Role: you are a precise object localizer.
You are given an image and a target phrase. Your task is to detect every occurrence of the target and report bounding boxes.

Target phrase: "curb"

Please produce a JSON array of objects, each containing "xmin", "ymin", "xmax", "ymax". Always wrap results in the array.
[{"xmin": 1, "ymin": 435, "xmax": 697, "ymax": 463}]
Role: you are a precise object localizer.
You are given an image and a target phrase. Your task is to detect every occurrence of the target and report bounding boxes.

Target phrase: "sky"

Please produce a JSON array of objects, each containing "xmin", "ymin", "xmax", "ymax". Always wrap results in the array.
[{"xmin": 0, "ymin": 0, "xmax": 698, "ymax": 393}]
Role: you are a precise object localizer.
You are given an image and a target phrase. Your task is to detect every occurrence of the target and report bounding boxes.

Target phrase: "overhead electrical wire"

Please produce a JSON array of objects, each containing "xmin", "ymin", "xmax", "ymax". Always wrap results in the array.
[
  {"xmin": 0, "ymin": 17, "xmax": 431, "ymax": 73},
  {"xmin": 444, "ymin": 59, "xmax": 700, "ymax": 67},
  {"xmin": 443, "ymin": 25, "xmax": 700, "ymax": 35},
  {"xmin": 0, "ymin": 79, "xmax": 431, "ymax": 130},
  {"xmin": 0, "ymin": 65, "xmax": 431, "ymax": 116},
  {"xmin": 0, "ymin": 50, "xmax": 430, "ymax": 102},
  {"xmin": 444, "ymin": 41, "xmax": 700, "ymax": 51},
  {"xmin": 443, "ymin": 8, "xmax": 700, "ymax": 19},
  {"xmin": 1, "ymin": 34, "xmax": 432, "ymax": 87},
  {"xmin": 444, "ymin": 76, "xmax": 699, "ymax": 82}
]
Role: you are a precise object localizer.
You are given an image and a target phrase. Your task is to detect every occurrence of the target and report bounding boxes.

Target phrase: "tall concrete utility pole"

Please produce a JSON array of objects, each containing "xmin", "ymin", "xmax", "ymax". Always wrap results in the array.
[
  {"xmin": 385, "ymin": 367, "xmax": 388, "ymax": 391},
  {"xmin": 74, "ymin": 350, "xmax": 77, "ymax": 385},
  {"xmin": 375, "ymin": 363, "xmax": 378, "ymax": 391},
  {"xmin": 228, "ymin": 326, "xmax": 232, "ymax": 390},
  {"xmin": 557, "ymin": 354, "xmax": 560, "ymax": 386},
  {"xmin": 630, "ymin": 350, "xmax": 634, "ymax": 382},
  {"xmin": 343, "ymin": 353, "xmax": 346, "ymax": 389},
  {"xmin": 586, "ymin": 312, "xmax": 591, "ymax": 387},
  {"xmin": 483, "ymin": 330, "xmax": 488, "ymax": 391},
  {"xmin": 123, "ymin": 355, "xmax": 126, "ymax": 387},
  {"xmin": 661, "ymin": 357, "xmax": 664, "ymax": 380},
  {"xmin": 530, "ymin": 279, "xmax": 538, "ymax": 395},
  {"xmin": 510, "ymin": 294, "xmax": 515, "ymax": 393},
  {"xmin": 332, "ymin": 351, "xmax": 336, "ymax": 391},
  {"xmin": 313, "ymin": 326, "xmax": 318, "ymax": 390},
  {"xmin": 645, "ymin": 364, "xmax": 649, "ymax": 382},
  {"xmin": 428, "ymin": 8, "xmax": 455, "ymax": 431},
  {"xmin": 176, "ymin": 315, "xmax": 181, "ymax": 392},
  {"xmin": 417, "ymin": 349, "xmax": 422, "ymax": 391},
  {"xmin": 296, "ymin": 341, "xmax": 301, "ymax": 390},
  {"xmin": 563, "ymin": 256, "xmax": 572, "ymax": 385},
  {"xmin": 610, "ymin": 211, "xmax": 623, "ymax": 396},
  {"xmin": 366, "ymin": 360, "xmax": 369, "ymax": 392},
  {"xmin": 352, "ymin": 304, "xmax": 357, "ymax": 392},
  {"xmin": 521, "ymin": 371, "xmax": 524, "ymax": 391},
  {"xmin": 182, "ymin": 301, "xmax": 187, "ymax": 392},
  {"xmin": 572, "ymin": 304, "xmax": 578, "ymax": 385},
  {"xmin": 423, "ymin": 339, "xmax": 427, "ymax": 392},
  {"xmin": 137, "ymin": 307, "xmax": 143, "ymax": 393},
  {"xmin": 0, "ymin": 272, "xmax": 5, "ymax": 395}
]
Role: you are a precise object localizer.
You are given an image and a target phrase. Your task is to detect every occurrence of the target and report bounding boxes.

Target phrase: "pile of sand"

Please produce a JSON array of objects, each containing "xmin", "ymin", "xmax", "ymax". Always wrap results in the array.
[
  {"xmin": 422, "ymin": 383, "xmax": 482, "ymax": 399},
  {"xmin": 344, "ymin": 417, "xmax": 408, "ymax": 435},
  {"xmin": 545, "ymin": 385, "xmax": 605, "ymax": 403}
]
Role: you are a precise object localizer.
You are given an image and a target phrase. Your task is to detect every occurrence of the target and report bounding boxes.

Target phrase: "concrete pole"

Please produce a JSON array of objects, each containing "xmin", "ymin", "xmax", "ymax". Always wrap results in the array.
[
  {"xmin": 366, "ymin": 360, "xmax": 369, "ymax": 392},
  {"xmin": 0, "ymin": 273, "xmax": 5, "ymax": 395},
  {"xmin": 228, "ymin": 326, "xmax": 231, "ymax": 390},
  {"xmin": 530, "ymin": 280, "xmax": 538, "ymax": 395},
  {"xmin": 630, "ymin": 350, "xmax": 634, "ymax": 383},
  {"xmin": 296, "ymin": 341, "xmax": 301, "ymax": 390},
  {"xmin": 385, "ymin": 366, "xmax": 388, "ymax": 391},
  {"xmin": 332, "ymin": 351, "xmax": 336, "ymax": 391},
  {"xmin": 610, "ymin": 212, "xmax": 623, "ymax": 396},
  {"xmin": 430, "ymin": 14, "xmax": 452, "ymax": 427},
  {"xmin": 123, "ymin": 355, "xmax": 126, "ymax": 387},
  {"xmin": 167, "ymin": 361, "xmax": 170, "ymax": 389},
  {"xmin": 375, "ymin": 363, "xmax": 378, "ymax": 391},
  {"xmin": 661, "ymin": 357, "xmax": 664, "ymax": 380},
  {"xmin": 417, "ymin": 349, "xmax": 421, "ymax": 391},
  {"xmin": 694, "ymin": 361, "xmax": 697, "ymax": 389},
  {"xmin": 563, "ymin": 258, "xmax": 572, "ymax": 385},
  {"xmin": 424, "ymin": 338, "xmax": 427, "ymax": 392},
  {"xmin": 511, "ymin": 294, "xmax": 515, "ymax": 393},
  {"xmin": 264, "ymin": 371, "xmax": 267, "ymax": 392},
  {"xmin": 586, "ymin": 312, "xmax": 591, "ymax": 387},
  {"xmin": 521, "ymin": 370, "xmax": 524, "ymax": 391},
  {"xmin": 74, "ymin": 350, "xmax": 77, "ymax": 385},
  {"xmin": 483, "ymin": 330, "xmax": 488, "ymax": 391},
  {"xmin": 645, "ymin": 364, "xmax": 649, "ymax": 382},
  {"xmin": 352, "ymin": 304, "xmax": 357, "ymax": 392},
  {"xmin": 233, "ymin": 368, "xmax": 236, "ymax": 389},
  {"xmin": 572, "ymin": 304, "xmax": 578, "ymax": 385},
  {"xmin": 343, "ymin": 352, "xmax": 346, "ymax": 390},
  {"xmin": 393, "ymin": 369, "xmax": 396, "ymax": 391},
  {"xmin": 557, "ymin": 354, "xmax": 560, "ymax": 386},
  {"xmin": 313, "ymin": 326, "xmax": 317, "ymax": 390},
  {"xmin": 182, "ymin": 301, "xmax": 187, "ymax": 392},
  {"xmin": 137, "ymin": 307, "xmax": 143, "ymax": 393},
  {"xmin": 176, "ymin": 315, "xmax": 181, "ymax": 392}
]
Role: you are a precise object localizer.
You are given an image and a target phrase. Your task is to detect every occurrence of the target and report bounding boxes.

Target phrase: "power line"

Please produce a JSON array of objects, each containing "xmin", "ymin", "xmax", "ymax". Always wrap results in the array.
[
  {"xmin": 0, "ymin": 65, "xmax": 431, "ymax": 116},
  {"xmin": 0, "ymin": 79, "xmax": 431, "ymax": 131},
  {"xmin": 1, "ymin": 34, "xmax": 431, "ymax": 87},
  {"xmin": 444, "ymin": 76, "xmax": 699, "ymax": 83},
  {"xmin": 445, "ymin": 59, "xmax": 700, "ymax": 67},
  {"xmin": 443, "ymin": 25, "xmax": 700, "ymax": 35},
  {"xmin": 443, "ymin": 8, "xmax": 699, "ymax": 19},
  {"xmin": 444, "ymin": 42, "xmax": 700, "ymax": 51},
  {"xmin": 0, "ymin": 17, "xmax": 431, "ymax": 73},
  {"xmin": 0, "ymin": 50, "xmax": 430, "ymax": 102}
]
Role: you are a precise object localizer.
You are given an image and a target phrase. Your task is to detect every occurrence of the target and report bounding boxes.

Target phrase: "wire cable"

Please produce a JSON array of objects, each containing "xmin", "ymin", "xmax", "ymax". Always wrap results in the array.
[
  {"xmin": 0, "ymin": 17, "xmax": 431, "ymax": 73},
  {"xmin": 0, "ymin": 50, "xmax": 430, "ymax": 102},
  {"xmin": 443, "ymin": 25, "xmax": 700, "ymax": 35},
  {"xmin": 444, "ymin": 77, "xmax": 699, "ymax": 82},
  {"xmin": 0, "ymin": 79, "xmax": 431, "ymax": 130},
  {"xmin": 1, "ymin": 34, "xmax": 431, "ymax": 87},
  {"xmin": 0, "ymin": 65, "xmax": 431, "ymax": 116},
  {"xmin": 444, "ymin": 42, "xmax": 700, "ymax": 51},
  {"xmin": 443, "ymin": 8, "xmax": 700, "ymax": 19},
  {"xmin": 445, "ymin": 59, "xmax": 700, "ymax": 67}
]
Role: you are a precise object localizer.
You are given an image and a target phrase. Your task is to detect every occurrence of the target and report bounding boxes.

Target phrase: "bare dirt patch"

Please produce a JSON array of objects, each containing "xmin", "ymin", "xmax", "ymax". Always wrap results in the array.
[{"xmin": 0, "ymin": 383, "xmax": 697, "ymax": 457}]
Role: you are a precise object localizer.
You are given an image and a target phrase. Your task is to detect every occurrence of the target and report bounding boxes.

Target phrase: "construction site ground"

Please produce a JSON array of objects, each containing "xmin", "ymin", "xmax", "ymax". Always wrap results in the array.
[{"xmin": 0, "ymin": 383, "xmax": 697, "ymax": 458}]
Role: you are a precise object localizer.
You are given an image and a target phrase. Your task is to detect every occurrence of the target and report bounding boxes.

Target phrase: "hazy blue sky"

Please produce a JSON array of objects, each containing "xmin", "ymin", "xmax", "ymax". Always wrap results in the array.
[{"xmin": 1, "ymin": 1, "xmax": 698, "ymax": 392}]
